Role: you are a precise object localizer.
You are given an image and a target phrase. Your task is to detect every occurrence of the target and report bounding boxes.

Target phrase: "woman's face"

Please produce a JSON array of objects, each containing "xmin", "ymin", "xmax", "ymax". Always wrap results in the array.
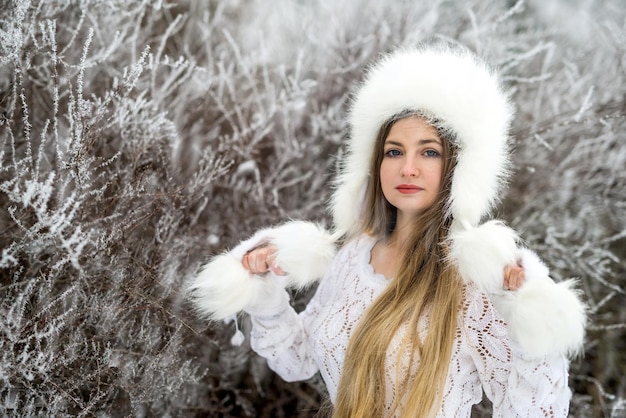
[{"xmin": 379, "ymin": 116, "xmax": 444, "ymax": 220}]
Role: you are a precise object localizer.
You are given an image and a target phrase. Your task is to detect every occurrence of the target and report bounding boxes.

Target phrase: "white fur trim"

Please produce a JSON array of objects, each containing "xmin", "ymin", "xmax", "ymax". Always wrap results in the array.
[
  {"xmin": 331, "ymin": 43, "xmax": 513, "ymax": 236},
  {"xmin": 450, "ymin": 225, "xmax": 587, "ymax": 357},
  {"xmin": 188, "ymin": 252, "xmax": 267, "ymax": 320},
  {"xmin": 490, "ymin": 248, "xmax": 587, "ymax": 358},
  {"xmin": 188, "ymin": 221, "xmax": 336, "ymax": 320},
  {"xmin": 270, "ymin": 221, "xmax": 337, "ymax": 288},
  {"xmin": 450, "ymin": 220, "xmax": 519, "ymax": 294}
]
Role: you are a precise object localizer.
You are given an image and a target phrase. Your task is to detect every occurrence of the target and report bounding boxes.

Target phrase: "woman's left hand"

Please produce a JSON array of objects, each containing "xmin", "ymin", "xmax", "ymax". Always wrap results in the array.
[{"xmin": 503, "ymin": 263, "xmax": 525, "ymax": 291}]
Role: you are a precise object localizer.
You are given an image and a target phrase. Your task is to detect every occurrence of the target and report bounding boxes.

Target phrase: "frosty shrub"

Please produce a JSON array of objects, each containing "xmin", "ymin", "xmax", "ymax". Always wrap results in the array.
[{"xmin": 0, "ymin": 0, "xmax": 624, "ymax": 417}]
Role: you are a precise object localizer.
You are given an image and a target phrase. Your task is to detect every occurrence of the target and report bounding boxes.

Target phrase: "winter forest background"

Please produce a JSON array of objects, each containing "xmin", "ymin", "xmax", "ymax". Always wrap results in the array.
[{"xmin": 1, "ymin": 0, "xmax": 625, "ymax": 416}]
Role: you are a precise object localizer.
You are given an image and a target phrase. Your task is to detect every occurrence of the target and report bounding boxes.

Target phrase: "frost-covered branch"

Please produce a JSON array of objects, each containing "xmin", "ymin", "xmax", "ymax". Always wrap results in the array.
[{"xmin": 0, "ymin": 0, "xmax": 624, "ymax": 416}]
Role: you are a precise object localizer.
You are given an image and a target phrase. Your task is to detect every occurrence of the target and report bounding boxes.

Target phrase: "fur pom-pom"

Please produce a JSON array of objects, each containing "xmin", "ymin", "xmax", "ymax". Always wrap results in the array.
[{"xmin": 449, "ymin": 220, "xmax": 519, "ymax": 293}]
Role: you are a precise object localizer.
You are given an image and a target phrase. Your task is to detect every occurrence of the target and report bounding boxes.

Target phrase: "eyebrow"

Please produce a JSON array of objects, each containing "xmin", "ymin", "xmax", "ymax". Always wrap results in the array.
[{"xmin": 384, "ymin": 139, "xmax": 442, "ymax": 147}]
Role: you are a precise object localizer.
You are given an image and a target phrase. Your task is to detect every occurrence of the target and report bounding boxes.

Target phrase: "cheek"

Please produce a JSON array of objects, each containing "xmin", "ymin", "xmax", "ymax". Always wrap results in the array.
[
  {"xmin": 378, "ymin": 163, "xmax": 394, "ymax": 198},
  {"xmin": 425, "ymin": 162, "xmax": 444, "ymax": 189},
  {"xmin": 433, "ymin": 163, "xmax": 444, "ymax": 189},
  {"xmin": 378, "ymin": 162, "xmax": 388, "ymax": 182},
  {"xmin": 379, "ymin": 162, "xmax": 394, "ymax": 185}
]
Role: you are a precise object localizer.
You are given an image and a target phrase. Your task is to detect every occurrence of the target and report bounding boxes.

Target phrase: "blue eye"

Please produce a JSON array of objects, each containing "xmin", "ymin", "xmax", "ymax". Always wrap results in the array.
[
  {"xmin": 425, "ymin": 149, "xmax": 440, "ymax": 157},
  {"xmin": 385, "ymin": 149, "xmax": 402, "ymax": 157}
]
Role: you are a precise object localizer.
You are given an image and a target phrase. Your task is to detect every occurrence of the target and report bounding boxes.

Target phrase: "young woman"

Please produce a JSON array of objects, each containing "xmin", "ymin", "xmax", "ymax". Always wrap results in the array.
[{"xmin": 190, "ymin": 43, "xmax": 586, "ymax": 417}]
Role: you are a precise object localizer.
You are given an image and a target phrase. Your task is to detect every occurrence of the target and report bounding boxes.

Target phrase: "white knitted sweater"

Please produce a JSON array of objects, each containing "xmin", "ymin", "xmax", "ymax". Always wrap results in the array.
[{"xmin": 249, "ymin": 234, "xmax": 572, "ymax": 417}]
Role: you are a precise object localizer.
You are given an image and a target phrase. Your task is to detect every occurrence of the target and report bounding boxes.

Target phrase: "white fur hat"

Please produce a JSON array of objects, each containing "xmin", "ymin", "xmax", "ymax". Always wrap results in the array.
[{"xmin": 331, "ymin": 42, "xmax": 514, "ymax": 235}]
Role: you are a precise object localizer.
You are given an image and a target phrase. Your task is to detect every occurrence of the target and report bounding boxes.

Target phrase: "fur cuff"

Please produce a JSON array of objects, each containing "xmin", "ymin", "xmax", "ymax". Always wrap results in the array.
[
  {"xmin": 270, "ymin": 221, "xmax": 337, "ymax": 288},
  {"xmin": 188, "ymin": 221, "xmax": 336, "ymax": 320},
  {"xmin": 491, "ymin": 248, "xmax": 587, "ymax": 358},
  {"xmin": 450, "ymin": 220, "xmax": 520, "ymax": 293},
  {"xmin": 450, "ymin": 222, "xmax": 586, "ymax": 358}
]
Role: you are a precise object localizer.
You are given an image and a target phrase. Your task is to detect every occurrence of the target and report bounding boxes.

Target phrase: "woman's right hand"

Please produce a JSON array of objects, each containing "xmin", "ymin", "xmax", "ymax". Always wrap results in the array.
[{"xmin": 242, "ymin": 245, "xmax": 286, "ymax": 276}]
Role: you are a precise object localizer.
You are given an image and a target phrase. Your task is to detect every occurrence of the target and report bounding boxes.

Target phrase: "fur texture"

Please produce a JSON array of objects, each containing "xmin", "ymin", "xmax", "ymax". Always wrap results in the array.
[
  {"xmin": 452, "ymin": 227, "xmax": 587, "ymax": 357},
  {"xmin": 491, "ymin": 248, "xmax": 587, "ymax": 358},
  {"xmin": 449, "ymin": 220, "xmax": 520, "ymax": 293},
  {"xmin": 332, "ymin": 43, "xmax": 514, "ymax": 236},
  {"xmin": 271, "ymin": 221, "xmax": 338, "ymax": 288},
  {"xmin": 188, "ymin": 221, "xmax": 335, "ymax": 320},
  {"xmin": 188, "ymin": 252, "xmax": 269, "ymax": 320}
]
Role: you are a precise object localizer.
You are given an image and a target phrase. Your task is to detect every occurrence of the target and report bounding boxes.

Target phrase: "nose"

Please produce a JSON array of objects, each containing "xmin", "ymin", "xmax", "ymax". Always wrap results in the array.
[{"xmin": 401, "ymin": 157, "xmax": 419, "ymax": 177}]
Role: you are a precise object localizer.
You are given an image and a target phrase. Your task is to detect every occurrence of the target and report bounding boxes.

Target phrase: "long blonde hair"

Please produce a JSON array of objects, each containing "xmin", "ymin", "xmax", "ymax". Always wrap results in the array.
[{"xmin": 333, "ymin": 112, "xmax": 464, "ymax": 417}]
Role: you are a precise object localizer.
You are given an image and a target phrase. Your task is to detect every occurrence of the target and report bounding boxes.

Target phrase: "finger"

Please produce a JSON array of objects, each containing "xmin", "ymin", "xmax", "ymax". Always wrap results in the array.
[
  {"xmin": 509, "ymin": 266, "xmax": 525, "ymax": 291},
  {"xmin": 514, "ymin": 266, "xmax": 526, "ymax": 290},
  {"xmin": 251, "ymin": 251, "xmax": 269, "ymax": 274},
  {"xmin": 260, "ymin": 248, "xmax": 274, "ymax": 272},
  {"xmin": 516, "ymin": 266, "xmax": 525, "ymax": 285},
  {"xmin": 244, "ymin": 249, "xmax": 267, "ymax": 274},
  {"xmin": 265, "ymin": 250, "xmax": 283, "ymax": 275},
  {"xmin": 242, "ymin": 253, "xmax": 251, "ymax": 271},
  {"xmin": 511, "ymin": 276, "xmax": 521, "ymax": 291},
  {"xmin": 510, "ymin": 271, "xmax": 519, "ymax": 290},
  {"xmin": 503, "ymin": 265, "xmax": 512, "ymax": 290},
  {"xmin": 269, "ymin": 261, "xmax": 286, "ymax": 276}
]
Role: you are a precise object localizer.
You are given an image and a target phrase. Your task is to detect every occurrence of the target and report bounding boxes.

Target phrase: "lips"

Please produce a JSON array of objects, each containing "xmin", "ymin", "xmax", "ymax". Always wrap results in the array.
[{"xmin": 396, "ymin": 184, "xmax": 423, "ymax": 194}]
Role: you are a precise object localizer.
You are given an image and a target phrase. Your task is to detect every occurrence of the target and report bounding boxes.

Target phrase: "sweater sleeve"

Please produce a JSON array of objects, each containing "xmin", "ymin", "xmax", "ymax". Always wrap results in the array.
[
  {"xmin": 462, "ymin": 289, "xmax": 572, "ymax": 417},
  {"xmin": 248, "ymin": 271, "xmax": 330, "ymax": 382}
]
